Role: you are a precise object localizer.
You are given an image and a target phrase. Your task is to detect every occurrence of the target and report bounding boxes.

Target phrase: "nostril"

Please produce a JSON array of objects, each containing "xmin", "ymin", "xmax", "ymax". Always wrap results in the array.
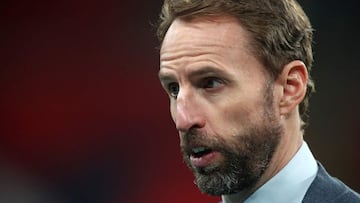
[{"xmin": 191, "ymin": 123, "xmax": 204, "ymax": 129}]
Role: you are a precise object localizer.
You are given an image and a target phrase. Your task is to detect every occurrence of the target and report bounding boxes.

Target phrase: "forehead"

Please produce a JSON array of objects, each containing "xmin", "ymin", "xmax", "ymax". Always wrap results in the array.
[
  {"xmin": 160, "ymin": 15, "xmax": 251, "ymax": 57},
  {"xmin": 158, "ymin": 15, "xmax": 267, "ymax": 83}
]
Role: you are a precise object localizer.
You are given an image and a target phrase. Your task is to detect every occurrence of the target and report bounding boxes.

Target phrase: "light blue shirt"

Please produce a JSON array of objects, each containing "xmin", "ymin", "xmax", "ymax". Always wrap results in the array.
[{"xmin": 222, "ymin": 141, "xmax": 318, "ymax": 203}]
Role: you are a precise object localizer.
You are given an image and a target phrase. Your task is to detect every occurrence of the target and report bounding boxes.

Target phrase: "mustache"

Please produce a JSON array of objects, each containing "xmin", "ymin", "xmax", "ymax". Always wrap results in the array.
[{"xmin": 180, "ymin": 129, "xmax": 209, "ymax": 146}]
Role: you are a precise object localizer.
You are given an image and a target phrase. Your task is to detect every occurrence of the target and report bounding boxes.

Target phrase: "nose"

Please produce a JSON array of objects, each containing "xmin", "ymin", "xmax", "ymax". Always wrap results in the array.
[{"xmin": 173, "ymin": 91, "xmax": 205, "ymax": 132}]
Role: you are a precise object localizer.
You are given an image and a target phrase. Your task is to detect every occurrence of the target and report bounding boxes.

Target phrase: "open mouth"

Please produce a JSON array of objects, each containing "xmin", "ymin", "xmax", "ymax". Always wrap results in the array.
[
  {"xmin": 191, "ymin": 147, "xmax": 213, "ymax": 158},
  {"xmin": 189, "ymin": 146, "xmax": 220, "ymax": 168}
]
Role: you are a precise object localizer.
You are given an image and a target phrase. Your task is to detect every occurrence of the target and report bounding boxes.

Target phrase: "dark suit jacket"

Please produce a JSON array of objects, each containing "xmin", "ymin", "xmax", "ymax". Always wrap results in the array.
[{"xmin": 302, "ymin": 162, "xmax": 360, "ymax": 203}]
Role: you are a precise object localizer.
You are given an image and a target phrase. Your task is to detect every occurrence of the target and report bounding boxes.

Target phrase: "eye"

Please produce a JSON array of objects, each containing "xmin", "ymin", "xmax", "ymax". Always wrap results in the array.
[
  {"xmin": 202, "ymin": 77, "xmax": 223, "ymax": 89},
  {"xmin": 168, "ymin": 82, "xmax": 179, "ymax": 98}
]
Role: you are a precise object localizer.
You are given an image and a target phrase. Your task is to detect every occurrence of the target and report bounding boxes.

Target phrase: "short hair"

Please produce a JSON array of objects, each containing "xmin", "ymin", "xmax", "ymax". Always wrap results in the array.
[{"xmin": 156, "ymin": 0, "xmax": 315, "ymax": 129}]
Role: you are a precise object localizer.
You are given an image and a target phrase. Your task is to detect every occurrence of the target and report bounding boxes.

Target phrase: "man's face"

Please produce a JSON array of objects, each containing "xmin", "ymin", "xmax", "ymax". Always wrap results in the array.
[{"xmin": 159, "ymin": 16, "xmax": 283, "ymax": 195}]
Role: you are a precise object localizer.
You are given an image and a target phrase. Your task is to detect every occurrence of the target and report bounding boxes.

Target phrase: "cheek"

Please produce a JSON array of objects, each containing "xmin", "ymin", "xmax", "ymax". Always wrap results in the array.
[
  {"xmin": 226, "ymin": 106, "xmax": 250, "ymax": 130},
  {"xmin": 213, "ymin": 100, "xmax": 260, "ymax": 137},
  {"xmin": 223, "ymin": 97, "xmax": 251, "ymax": 120}
]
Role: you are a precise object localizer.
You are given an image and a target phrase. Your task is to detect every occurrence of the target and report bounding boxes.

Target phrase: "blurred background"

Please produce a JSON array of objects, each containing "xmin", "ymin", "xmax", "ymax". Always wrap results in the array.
[{"xmin": 1, "ymin": 0, "xmax": 359, "ymax": 202}]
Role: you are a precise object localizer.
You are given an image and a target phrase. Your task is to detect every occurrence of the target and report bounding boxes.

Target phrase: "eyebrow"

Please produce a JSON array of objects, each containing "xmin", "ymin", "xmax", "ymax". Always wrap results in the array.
[
  {"xmin": 158, "ymin": 70, "xmax": 175, "ymax": 83},
  {"xmin": 158, "ymin": 66, "xmax": 234, "ymax": 83},
  {"xmin": 190, "ymin": 66, "xmax": 229, "ymax": 78}
]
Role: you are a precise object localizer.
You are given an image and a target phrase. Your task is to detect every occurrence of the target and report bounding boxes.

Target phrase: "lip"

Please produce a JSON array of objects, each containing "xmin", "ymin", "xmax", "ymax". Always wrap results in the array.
[{"xmin": 190, "ymin": 150, "xmax": 221, "ymax": 168}]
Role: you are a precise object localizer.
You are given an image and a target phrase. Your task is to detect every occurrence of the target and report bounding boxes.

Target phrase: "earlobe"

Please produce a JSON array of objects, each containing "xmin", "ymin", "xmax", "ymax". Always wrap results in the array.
[{"xmin": 279, "ymin": 60, "xmax": 308, "ymax": 115}]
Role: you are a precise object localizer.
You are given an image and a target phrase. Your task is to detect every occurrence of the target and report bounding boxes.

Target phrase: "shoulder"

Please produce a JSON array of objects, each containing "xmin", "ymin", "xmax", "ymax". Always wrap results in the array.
[{"xmin": 303, "ymin": 162, "xmax": 360, "ymax": 203}]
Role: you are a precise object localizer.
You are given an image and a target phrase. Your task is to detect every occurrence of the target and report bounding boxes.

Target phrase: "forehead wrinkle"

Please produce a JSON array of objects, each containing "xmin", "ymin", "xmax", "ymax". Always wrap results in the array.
[
  {"xmin": 162, "ymin": 16, "xmax": 244, "ymax": 48},
  {"xmin": 161, "ymin": 29, "xmax": 238, "ymax": 53},
  {"xmin": 160, "ymin": 49, "xmax": 230, "ymax": 81},
  {"xmin": 160, "ymin": 33, "xmax": 240, "ymax": 67},
  {"xmin": 160, "ymin": 44, "xmax": 222, "ymax": 65},
  {"xmin": 161, "ymin": 17, "xmax": 250, "ymax": 60}
]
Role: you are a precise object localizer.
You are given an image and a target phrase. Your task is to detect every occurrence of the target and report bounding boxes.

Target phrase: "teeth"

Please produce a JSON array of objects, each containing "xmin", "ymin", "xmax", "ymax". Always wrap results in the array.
[{"xmin": 192, "ymin": 147, "xmax": 206, "ymax": 154}]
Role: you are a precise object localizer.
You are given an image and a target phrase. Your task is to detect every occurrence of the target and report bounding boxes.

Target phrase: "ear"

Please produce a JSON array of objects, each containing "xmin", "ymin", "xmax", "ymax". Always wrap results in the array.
[{"xmin": 278, "ymin": 60, "xmax": 308, "ymax": 116}]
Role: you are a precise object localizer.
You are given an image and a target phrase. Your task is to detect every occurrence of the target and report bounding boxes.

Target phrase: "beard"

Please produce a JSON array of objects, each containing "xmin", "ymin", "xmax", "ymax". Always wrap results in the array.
[{"xmin": 180, "ymin": 85, "xmax": 283, "ymax": 196}]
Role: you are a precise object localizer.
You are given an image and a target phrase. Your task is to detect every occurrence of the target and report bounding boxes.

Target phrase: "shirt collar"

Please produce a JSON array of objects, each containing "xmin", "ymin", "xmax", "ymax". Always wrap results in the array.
[{"xmin": 222, "ymin": 141, "xmax": 318, "ymax": 203}]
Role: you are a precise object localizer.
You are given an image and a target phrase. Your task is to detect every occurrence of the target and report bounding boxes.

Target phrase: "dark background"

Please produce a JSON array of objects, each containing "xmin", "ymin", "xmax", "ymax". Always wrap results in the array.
[{"xmin": 1, "ymin": 0, "xmax": 359, "ymax": 202}]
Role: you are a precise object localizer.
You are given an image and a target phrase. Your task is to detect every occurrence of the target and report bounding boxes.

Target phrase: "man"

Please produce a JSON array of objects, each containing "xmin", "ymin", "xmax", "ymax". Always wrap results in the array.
[{"xmin": 156, "ymin": 0, "xmax": 360, "ymax": 202}]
